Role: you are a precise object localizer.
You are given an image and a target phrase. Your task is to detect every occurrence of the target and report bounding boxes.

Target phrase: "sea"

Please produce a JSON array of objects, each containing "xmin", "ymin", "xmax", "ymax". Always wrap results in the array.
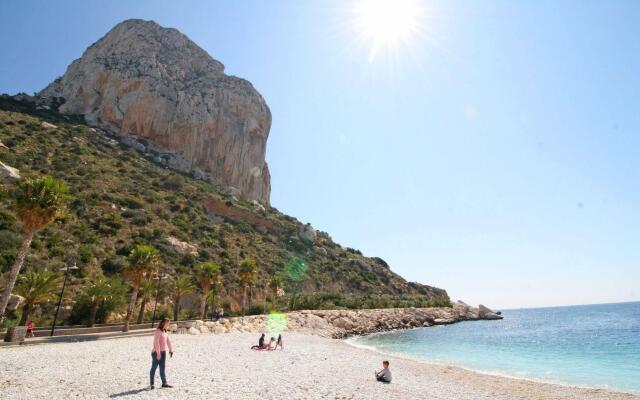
[{"xmin": 348, "ymin": 301, "xmax": 640, "ymax": 394}]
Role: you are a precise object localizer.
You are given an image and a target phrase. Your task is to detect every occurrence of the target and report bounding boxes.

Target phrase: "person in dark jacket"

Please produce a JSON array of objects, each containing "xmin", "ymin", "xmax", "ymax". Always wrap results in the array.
[{"xmin": 251, "ymin": 333, "xmax": 266, "ymax": 350}]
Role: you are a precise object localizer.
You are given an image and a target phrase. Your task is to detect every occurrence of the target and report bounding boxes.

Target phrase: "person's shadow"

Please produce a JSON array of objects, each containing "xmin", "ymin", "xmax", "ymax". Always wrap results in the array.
[{"xmin": 109, "ymin": 388, "xmax": 150, "ymax": 398}]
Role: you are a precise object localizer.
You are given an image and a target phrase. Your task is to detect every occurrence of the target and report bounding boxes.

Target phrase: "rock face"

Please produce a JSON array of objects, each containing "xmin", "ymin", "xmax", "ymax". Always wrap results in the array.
[{"xmin": 39, "ymin": 19, "xmax": 271, "ymax": 204}]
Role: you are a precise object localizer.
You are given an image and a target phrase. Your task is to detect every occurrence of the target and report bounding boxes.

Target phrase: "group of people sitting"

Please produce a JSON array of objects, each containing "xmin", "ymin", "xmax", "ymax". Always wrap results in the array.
[{"xmin": 250, "ymin": 333, "xmax": 284, "ymax": 351}]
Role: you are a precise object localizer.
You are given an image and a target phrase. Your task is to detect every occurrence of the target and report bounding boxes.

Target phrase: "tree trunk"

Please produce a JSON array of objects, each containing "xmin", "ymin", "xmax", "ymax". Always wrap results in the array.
[
  {"xmin": 88, "ymin": 301, "xmax": 99, "ymax": 327},
  {"xmin": 200, "ymin": 283, "xmax": 210, "ymax": 319},
  {"xmin": 173, "ymin": 295, "xmax": 181, "ymax": 321},
  {"xmin": 0, "ymin": 230, "xmax": 34, "ymax": 321},
  {"xmin": 242, "ymin": 284, "xmax": 247, "ymax": 316},
  {"xmin": 19, "ymin": 302, "xmax": 32, "ymax": 326},
  {"xmin": 123, "ymin": 275, "xmax": 141, "ymax": 332},
  {"xmin": 137, "ymin": 298, "xmax": 147, "ymax": 324}
]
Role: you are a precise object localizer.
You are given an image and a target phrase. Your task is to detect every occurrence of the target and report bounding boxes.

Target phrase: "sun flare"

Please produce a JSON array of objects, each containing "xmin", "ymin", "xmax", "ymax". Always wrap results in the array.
[{"xmin": 353, "ymin": 0, "xmax": 426, "ymax": 62}]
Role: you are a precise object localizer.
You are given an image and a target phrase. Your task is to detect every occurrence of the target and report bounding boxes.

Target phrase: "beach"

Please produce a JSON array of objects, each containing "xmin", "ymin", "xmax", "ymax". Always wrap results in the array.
[{"xmin": 1, "ymin": 332, "xmax": 637, "ymax": 400}]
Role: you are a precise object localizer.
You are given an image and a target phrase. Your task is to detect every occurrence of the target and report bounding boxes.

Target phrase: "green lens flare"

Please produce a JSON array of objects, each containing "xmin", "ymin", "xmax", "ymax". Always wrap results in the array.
[
  {"xmin": 285, "ymin": 257, "xmax": 308, "ymax": 281},
  {"xmin": 267, "ymin": 312, "xmax": 288, "ymax": 333}
]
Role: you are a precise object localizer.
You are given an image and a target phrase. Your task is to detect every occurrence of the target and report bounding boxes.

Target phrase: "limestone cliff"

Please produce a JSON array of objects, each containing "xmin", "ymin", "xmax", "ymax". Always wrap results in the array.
[{"xmin": 39, "ymin": 19, "xmax": 271, "ymax": 204}]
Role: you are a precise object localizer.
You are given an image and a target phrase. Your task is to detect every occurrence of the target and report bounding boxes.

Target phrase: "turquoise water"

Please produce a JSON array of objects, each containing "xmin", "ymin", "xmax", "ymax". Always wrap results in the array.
[{"xmin": 350, "ymin": 302, "xmax": 640, "ymax": 393}]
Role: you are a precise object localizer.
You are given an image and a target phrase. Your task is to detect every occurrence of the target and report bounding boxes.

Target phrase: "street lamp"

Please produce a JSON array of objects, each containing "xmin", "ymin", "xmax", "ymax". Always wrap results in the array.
[
  {"xmin": 210, "ymin": 276, "xmax": 222, "ymax": 321},
  {"xmin": 51, "ymin": 263, "xmax": 79, "ymax": 336},
  {"xmin": 150, "ymin": 273, "xmax": 167, "ymax": 328}
]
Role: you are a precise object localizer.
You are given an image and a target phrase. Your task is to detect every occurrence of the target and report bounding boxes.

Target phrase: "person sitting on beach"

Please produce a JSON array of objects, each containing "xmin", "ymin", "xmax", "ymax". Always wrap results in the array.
[
  {"xmin": 375, "ymin": 361, "xmax": 392, "ymax": 383},
  {"xmin": 25, "ymin": 321, "xmax": 34, "ymax": 338},
  {"xmin": 251, "ymin": 333, "xmax": 266, "ymax": 350},
  {"xmin": 150, "ymin": 318, "xmax": 174, "ymax": 389},
  {"xmin": 266, "ymin": 336, "xmax": 276, "ymax": 350},
  {"xmin": 274, "ymin": 334, "xmax": 284, "ymax": 350}
]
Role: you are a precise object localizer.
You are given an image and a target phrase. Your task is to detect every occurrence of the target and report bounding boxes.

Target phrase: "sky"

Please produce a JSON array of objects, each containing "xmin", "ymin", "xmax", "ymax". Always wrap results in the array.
[{"xmin": 1, "ymin": 0, "xmax": 638, "ymax": 309}]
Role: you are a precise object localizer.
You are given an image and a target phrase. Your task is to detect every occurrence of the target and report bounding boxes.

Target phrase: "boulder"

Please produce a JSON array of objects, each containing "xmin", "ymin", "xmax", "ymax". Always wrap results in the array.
[
  {"xmin": 41, "ymin": 121, "xmax": 58, "ymax": 129},
  {"xmin": 167, "ymin": 323, "xmax": 178, "ymax": 333},
  {"xmin": 199, "ymin": 325, "xmax": 210, "ymax": 333},
  {"xmin": 165, "ymin": 236, "xmax": 198, "ymax": 256},
  {"xmin": 6, "ymin": 294, "xmax": 25, "ymax": 312},
  {"xmin": 299, "ymin": 224, "xmax": 317, "ymax": 243},
  {"xmin": 478, "ymin": 304, "xmax": 503, "ymax": 320},
  {"xmin": 188, "ymin": 327, "xmax": 201, "ymax": 335},
  {"xmin": 332, "ymin": 317, "xmax": 354, "ymax": 331},
  {"xmin": 0, "ymin": 162, "xmax": 20, "ymax": 181},
  {"xmin": 433, "ymin": 318, "xmax": 456, "ymax": 325},
  {"xmin": 453, "ymin": 300, "xmax": 480, "ymax": 320}
]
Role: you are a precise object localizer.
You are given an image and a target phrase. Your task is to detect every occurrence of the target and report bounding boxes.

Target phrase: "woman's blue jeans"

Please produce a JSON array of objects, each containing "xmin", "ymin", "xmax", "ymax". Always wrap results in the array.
[{"xmin": 150, "ymin": 351, "xmax": 167, "ymax": 386}]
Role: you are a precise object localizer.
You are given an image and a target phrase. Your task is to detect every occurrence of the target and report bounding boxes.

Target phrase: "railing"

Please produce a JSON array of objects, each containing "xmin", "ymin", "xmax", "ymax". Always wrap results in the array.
[{"xmin": 1, "ymin": 318, "xmax": 214, "ymax": 340}]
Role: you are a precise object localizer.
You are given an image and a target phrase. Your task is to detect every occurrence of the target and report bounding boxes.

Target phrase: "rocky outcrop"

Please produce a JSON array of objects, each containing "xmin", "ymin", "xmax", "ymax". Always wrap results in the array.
[
  {"xmin": 169, "ymin": 304, "xmax": 502, "ymax": 339},
  {"xmin": 478, "ymin": 304, "xmax": 503, "ymax": 320},
  {"xmin": 202, "ymin": 196, "xmax": 282, "ymax": 234},
  {"xmin": 298, "ymin": 224, "xmax": 317, "ymax": 243},
  {"xmin": 5, "ymin": 294, "xmax": 25, "ymax": 312},
  {"xmin": 38, "ymin": 19, "xmax": 271, "ymax": 204},
  {"xmin": 0, "ymin": 161, "xmax": 20, "ymax": 181},
  {"xmin": 165, "ymin": 236, "xmax": 198, "ymax": 256}
]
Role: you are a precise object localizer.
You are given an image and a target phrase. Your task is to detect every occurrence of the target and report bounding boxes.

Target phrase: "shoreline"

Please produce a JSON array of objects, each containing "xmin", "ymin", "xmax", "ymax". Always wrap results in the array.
[
  {"xmin": 2, "ymin": 332, "xmax": 638, "ymax": 400},
  {"xmin": 344, "ymin": 333, "xmax": 640, "ymax": 397}
]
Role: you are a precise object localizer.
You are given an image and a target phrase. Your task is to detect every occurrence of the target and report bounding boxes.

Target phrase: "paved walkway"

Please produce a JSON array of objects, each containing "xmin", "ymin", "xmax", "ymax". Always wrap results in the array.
[{"xmin": 0, "ymin": 328, "xmax": 155, "ymax": 347}]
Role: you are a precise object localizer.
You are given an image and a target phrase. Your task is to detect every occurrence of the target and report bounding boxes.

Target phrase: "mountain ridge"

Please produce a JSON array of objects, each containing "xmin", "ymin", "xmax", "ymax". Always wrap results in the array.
[{"xmin": 0, "ymin": 96, "xmax": 449, "ymax": 324}]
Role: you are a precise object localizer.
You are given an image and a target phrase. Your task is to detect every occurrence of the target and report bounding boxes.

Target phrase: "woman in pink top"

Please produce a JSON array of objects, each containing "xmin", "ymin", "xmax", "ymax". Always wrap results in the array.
[{"xmin": 150, "ymin": 318, "xmax": 173, "ymax": 389}]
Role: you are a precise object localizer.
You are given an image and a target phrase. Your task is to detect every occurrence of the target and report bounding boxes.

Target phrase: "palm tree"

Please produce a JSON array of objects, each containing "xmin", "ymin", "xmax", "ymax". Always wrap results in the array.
[
  {"xmin": 171, "ymin": 275, "xmax": 195, "ymax": 321},
  {"xmin": 122, "ymin": 244, "xmax": 159, "ymax": 332},
  {"xmin": 85, "ymin": 277, "xmax": 112, "ymax": 327},
  {"xmin": 15, "ymin": 269, "xmax": 60, "ymax": 326},
  {"xmin": 269, "ymin": 274, "xmax": 284, "ymax": 301},
  {"xmin": 0, "ymin": 177, "xmax": 70, "ymax": 321},
  {"xmin": 195, "ymin": 261, "xmax": 221, "ymax": 319},
  {"xmin": 136, "ymin": 280, "xmax": 155, "ymax": 324},
  {"xmin": 238, "ymin": 259, "xmax": 257, "ymax": 316}
]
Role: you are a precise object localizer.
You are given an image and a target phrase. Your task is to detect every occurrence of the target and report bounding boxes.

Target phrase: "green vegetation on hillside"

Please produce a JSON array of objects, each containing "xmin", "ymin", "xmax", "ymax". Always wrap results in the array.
[{"xmin": 0, "ymin": 99, "xmax": 449, "ymax": 327}]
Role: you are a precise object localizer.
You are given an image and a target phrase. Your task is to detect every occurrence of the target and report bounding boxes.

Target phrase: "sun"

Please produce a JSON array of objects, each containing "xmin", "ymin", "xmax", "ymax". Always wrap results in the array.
[{"xmin": 353, "ymin": 0, "xmax": 426, "ymax": 62}]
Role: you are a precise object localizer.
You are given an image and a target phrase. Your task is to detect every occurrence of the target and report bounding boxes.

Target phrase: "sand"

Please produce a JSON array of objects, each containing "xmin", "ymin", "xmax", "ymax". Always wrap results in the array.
[{"xmin": 0, "ymin": 332, "xmax": 637, "ymax": 400}]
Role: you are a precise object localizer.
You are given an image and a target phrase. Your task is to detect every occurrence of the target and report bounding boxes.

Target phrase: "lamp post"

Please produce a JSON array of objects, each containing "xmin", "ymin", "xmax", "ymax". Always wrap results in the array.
[
  {"xmin": 210, "ymin": 276, "xmax": 221, "ymax": 321},
  {"xmin": 210, "ymin": 289, "xmax": 215, "ymax": 321},
  {"xmin": 150, "ymin": 273, "xmax": 167, "ymax": 328},
  {"xmin": 51, "ymin": 263, "xmax": 78, "ymax": 336}
]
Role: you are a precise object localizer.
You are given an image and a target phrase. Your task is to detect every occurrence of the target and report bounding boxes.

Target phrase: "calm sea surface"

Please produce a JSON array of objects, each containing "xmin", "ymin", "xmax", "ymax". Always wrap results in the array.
[{"xmin": 349, "ymin": 302, "xmax": 640, "ymax": 393}]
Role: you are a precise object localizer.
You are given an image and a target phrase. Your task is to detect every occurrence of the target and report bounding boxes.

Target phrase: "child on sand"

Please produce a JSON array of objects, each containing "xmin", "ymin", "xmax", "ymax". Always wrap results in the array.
[
  {"xmin": 375, "ymin": 361, "xmax": 392, "ymax": 383},
  {"xmin": 150, "ymin": 318, "xmax": 174, "ymax": 389},
  {"xmin": 25, "ymin": 321, "xmax": 34, "ymax": 338}
]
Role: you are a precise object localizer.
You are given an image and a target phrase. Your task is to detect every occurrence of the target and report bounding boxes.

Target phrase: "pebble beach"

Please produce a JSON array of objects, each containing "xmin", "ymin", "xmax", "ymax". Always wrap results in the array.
[{"xmin": 1, "ymin": 332, "xmax": 638, "ymax": 400}]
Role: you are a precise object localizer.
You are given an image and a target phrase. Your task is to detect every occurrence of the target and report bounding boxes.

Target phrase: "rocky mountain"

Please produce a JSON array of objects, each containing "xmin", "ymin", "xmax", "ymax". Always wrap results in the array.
[
  {"xmin": 39, "ymin": 19, "xmax": 271, "ymax": 204},
  {"xmin": 0, "ymin": 99, "xmax": 449, "ymax": 321}
]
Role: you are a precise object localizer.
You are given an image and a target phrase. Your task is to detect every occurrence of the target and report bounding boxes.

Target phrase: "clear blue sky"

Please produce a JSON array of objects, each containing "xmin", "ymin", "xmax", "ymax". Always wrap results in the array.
[{"xmin": 1, "ymin": 0, "xmax": 638, "ymax": 309}]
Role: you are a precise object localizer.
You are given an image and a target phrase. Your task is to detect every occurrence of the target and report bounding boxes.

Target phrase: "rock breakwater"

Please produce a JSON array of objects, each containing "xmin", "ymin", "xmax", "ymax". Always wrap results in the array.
[{"xmin": 170, "ymin": 302, "xmax": 502, "ymax": 339}]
